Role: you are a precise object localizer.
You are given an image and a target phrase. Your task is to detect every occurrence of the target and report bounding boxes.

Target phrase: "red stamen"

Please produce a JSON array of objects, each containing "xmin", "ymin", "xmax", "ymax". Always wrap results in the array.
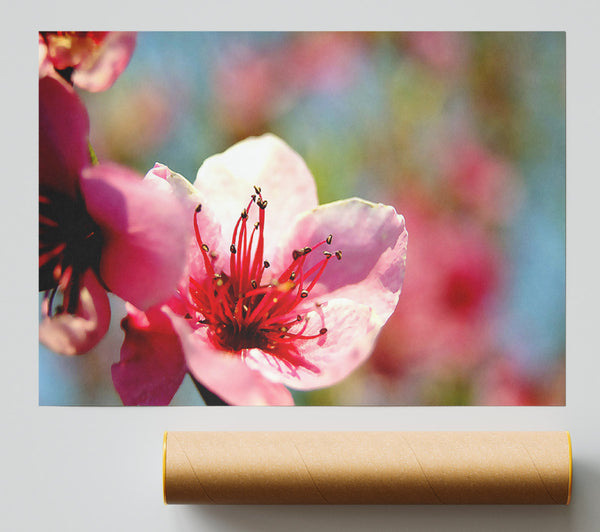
[
  {"xmin": 39, "ymin": 242, "xmax": 66, "ymax": 268},
  {"xmin": 188, "ymin": 188, "xmax": 340, "ymax": 374},
  {"xmin": 193, "ymin": 205, "xmax": 215, "ymax": 276},
  {"xmin": 303, "ymin": 256, "xmax": 332, "ymax": 293}
]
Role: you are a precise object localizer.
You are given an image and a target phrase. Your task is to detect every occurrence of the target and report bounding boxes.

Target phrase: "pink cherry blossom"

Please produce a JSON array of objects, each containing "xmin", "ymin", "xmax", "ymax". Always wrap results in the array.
[
  {"xmin": 369, "ymin": 188, "xmax": 502, "ymax": 378},
  {"xmin": 114, "ymin": 135, "xmax": 407, "ymax": 405},
  {"xmin": 212, "ymin": 34, "xmax": 366, "ymax": 141},
  {"xmin": 39, "ymin": 76, "xmax": 189, "ymax": 356},
  {"xmin": 404, "ymin": 32, "xmax": 468, "ymax": 74},
  {"xmin": 441, "ymin": 138, "xmax": 522, "ymax": 224},
  {"xmin": 112, "ymin": 303, "xmax": 187, "ymax": 406},
  {"xmin": 39, "ymin": 32, "xmax": 136, "ymax": 92},
  {"xmin": 212, "ymin": 43, "xmax": 283, "ymax": 140},
  {"xmin": 474, "ymin": 357, "xmax": 538, "ymax": 406},
  {"xmin": 283, "ymin": 32, "xmax": 366, "ymax": 93}
]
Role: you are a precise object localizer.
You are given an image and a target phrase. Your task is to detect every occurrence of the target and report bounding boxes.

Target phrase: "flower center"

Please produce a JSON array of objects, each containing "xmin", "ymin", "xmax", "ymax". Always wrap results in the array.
[
  {"xmin": 442, "ymin": 266, "xmax": 492, "ymax": 318},
  {"xmin": 39, "ymin": 187, "xmax": 104, "ymax": 315},
  {"xmin": 41, "ymin": 32, "xmax": 109, "ymax": 83},
  {"xmin": 186, "ymin": 187, "xmax": 341, "ymax": 374},
  {"xmin": 41, "ymin": 32, "xmax": 109, "ymax": 52}
]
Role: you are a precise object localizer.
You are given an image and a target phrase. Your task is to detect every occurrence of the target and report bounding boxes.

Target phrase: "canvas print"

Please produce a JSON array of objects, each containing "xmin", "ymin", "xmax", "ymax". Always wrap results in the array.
[{"xmin": 39, "ymin": 32, "xmax": 565, "ymax": 406}]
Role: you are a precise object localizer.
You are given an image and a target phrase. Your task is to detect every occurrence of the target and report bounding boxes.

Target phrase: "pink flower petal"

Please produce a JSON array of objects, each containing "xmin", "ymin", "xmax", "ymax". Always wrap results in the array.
[
  {"xmin": 144, "ymin": 162, "xmax": 178, "ymax": 185},
  {"xmin": 169, "ymin": 313, "xmax": 294, "ymax": 405},
  {"xmin": 72, "ymin": 32, "xmax": 137, "ymax": 92},
  {"xmin": 80, "ymin": 162, "xmax": 190, "ymax": 310},
  {"xmin": 39, "ymin": 76, "xmax": 89, "ymax": 197},
  {"xmin": 193, "ymin": 134, "xmax": 319, "ymax": 266},
  {"xmin": 38, "ymin": 34, "xmax": 54, "ymax": 78},
  {"xmin": 112, "ymin": 304, "xmax": 186, "ymax": 406},
  {"xmin": 145, "ymin": 163, "xmax": 229, "ymax": 284},
  {"xmin": 244, "ymin": 298, "xmax": 380, "ymax": 390},
  {"xmin": 272, "ymin": 198, "xmax": 408, "ymax": 322},
  {"xmin": 143, "ymin": 163, "xmax": 202, "ymax": 213},
  {"xmin": 39, "ymin": 269, "xmax": 111, "ymax": 356}
]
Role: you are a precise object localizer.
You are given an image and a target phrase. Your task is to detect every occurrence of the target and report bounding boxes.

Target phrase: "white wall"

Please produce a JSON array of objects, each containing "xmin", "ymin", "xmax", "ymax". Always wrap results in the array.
[{"xmin": 4, "ymin": 2, "xmax": 599, "ymax": 530}]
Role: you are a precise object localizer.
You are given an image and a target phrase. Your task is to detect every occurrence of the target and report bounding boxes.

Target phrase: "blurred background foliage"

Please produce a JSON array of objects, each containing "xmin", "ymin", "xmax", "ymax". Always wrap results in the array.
[{"xmin": 40, "ymin": 32, "xmax": 565, "ymax": 406}]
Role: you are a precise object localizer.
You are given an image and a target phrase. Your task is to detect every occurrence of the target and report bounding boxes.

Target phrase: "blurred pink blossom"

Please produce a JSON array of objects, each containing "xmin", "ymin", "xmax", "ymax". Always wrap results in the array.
[
  {"xmin": 39, "ymin": 31, "xmax": 136, "ymax": 91},
  {"xmin": 370, "ymin": 188, "xmax": 502, "ymax": 377},
  {"xmin": 469, "ymin": 346, "xmax": 565, "ymax": 406},
  {"xmin": 39, "ymin": 77, "xmax": 189, "ymax": 355},
  {"xmin": 114, "ymin": 135, "xmax": 407, "ymax": 405},
  {"xmin": 213, "ymin": 44, "xmax": 282, "ymax": 139},
  {"xmin": 472, "ymin": 357, "xmax": 541, "ymax": 406},
  {"xmin": 212, "ymin": 34, "xmax": 365, "ymax": 140},
  {"xmin": 283, "ymin": 32, "xmax": 365, "ymax": 93},
  {"xmin": 404, "ymin": 32, "xmax": 468, "ymax": 74},
  {"xmin": 441, "ymin": 139, "xmax": 521, "ymax": 224}
]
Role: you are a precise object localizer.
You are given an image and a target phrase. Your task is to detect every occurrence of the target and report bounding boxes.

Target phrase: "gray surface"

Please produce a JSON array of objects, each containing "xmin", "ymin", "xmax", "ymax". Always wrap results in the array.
[{"xmin": 4, "ymin": 1, "xmax": 599, "ymax": 531}]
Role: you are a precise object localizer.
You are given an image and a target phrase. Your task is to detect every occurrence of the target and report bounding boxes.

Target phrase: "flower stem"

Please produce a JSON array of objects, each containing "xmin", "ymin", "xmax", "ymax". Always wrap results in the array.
[
  {"xmin": 88, "ymin": 141, "xmax": 98, "ymax": 165},
  {"xmin": 191, "ymin": 375, "xmax": 229, "ymax": 406}
]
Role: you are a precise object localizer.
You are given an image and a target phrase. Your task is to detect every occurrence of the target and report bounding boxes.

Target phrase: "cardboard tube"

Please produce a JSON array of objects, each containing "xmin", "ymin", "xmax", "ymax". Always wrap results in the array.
[{"xmin": 163, "ymin": 431, "xmax": 572, "ymax": 505}]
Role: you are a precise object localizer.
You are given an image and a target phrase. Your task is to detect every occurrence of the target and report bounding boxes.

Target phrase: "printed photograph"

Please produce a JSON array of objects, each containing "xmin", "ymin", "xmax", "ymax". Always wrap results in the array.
[{"xmin": 39, "ymin": 31, "xmax": 565, "ymax": 405}]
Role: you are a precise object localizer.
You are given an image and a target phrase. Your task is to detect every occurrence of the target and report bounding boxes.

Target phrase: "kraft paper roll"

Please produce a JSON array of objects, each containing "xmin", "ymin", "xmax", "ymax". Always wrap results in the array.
[{"xmin": 163, "ymin": 431, "xmax": 572, "ymax": 505}]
